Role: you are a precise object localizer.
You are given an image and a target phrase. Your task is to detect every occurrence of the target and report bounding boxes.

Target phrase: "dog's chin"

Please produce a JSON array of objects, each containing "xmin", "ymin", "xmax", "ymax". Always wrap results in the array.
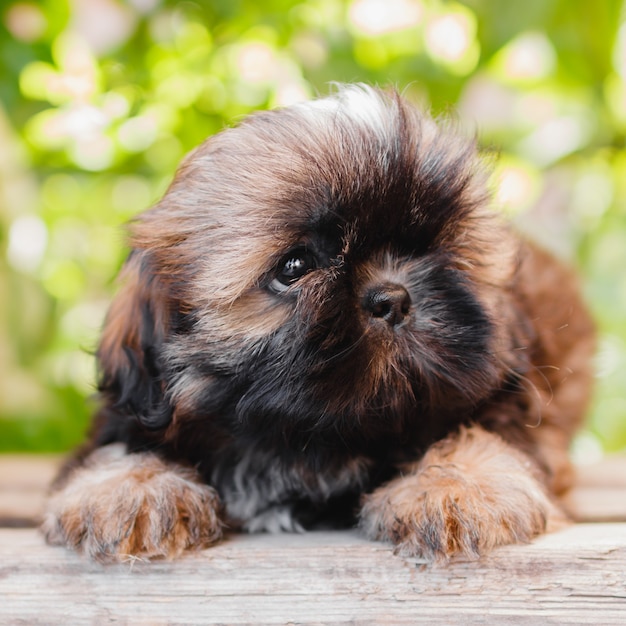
[{"xmin": 196, "ymin": 323, "xmax": 500, "ymax": 455}]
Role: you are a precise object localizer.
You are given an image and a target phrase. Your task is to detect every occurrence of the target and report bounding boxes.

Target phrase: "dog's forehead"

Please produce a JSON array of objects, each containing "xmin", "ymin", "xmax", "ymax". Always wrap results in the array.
[
  {"xmin": 200, "ymin": 86, "xmax": 474, "ymax": 237},
  {"xmin": 152, "ymin": 86, "xmax": 494, "ymax": 304}
]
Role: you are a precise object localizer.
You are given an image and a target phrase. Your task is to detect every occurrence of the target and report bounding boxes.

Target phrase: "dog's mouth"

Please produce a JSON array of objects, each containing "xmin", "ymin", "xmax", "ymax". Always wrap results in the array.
[{"xmin": 224, "ymin": 326, "xmax": 451, "ymax": 447}]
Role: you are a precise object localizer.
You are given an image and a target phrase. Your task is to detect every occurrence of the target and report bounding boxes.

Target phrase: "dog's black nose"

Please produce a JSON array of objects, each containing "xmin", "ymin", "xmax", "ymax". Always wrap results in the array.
[{"xmin": 362, "ymin": 283, "xmax": 412, "ymax": 327}]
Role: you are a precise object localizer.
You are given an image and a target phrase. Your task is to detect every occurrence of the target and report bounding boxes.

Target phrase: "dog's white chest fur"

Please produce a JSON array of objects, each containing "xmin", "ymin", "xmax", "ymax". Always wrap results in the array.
[{"xmin": 210, "ymin": 446, "xmax": 372, "ymax": 533}]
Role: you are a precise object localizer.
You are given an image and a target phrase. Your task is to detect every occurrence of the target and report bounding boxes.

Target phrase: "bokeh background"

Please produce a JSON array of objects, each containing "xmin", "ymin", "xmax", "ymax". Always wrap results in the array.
[{"xmin": 0, "ymin": 0, "xmax": 624, "ymax": 457}]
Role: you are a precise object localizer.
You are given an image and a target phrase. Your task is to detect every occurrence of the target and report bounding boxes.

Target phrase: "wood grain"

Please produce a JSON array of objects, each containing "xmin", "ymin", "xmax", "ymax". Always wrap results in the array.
[
  {"xmin": 1, "ymin": 456, "xmax": 626, "ymax": 624},
  {"xmin": 1, "ymin": 525, "xmax": 625, "ymax": 625}
]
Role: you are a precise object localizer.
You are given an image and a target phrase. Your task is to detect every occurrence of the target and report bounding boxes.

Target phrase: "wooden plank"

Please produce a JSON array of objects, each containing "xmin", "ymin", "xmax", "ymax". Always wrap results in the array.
[
  {"xmin": 0, "ymin": 455, "xmax": 60, "ymax": 526},
  {"xmin": 2, "ymin": 455, "xmax": 626, "ymax": 526},
  {"xmin": 0, "ymin": 524, "xmax": 625, "ymax": 625},
  {"xmin": 573, "ymin": 456, "xmax": 626, "ymax": 487},
  {"xmin": 562, "ymin": 486, "xmax": 626, "ymax": 522},
  {"xmin": 562, "ymin": 457, "xmax": 626, "ymax": 522}
]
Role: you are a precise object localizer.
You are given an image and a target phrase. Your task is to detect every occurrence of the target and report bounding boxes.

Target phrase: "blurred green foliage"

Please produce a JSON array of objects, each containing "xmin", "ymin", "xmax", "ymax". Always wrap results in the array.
[{"xmin": 0, "ymin": 0, "xmax": 625, "ymax": 456}]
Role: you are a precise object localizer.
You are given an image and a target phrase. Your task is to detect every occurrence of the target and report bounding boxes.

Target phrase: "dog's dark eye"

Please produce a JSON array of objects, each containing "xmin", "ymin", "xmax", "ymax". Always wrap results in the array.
[{"xmin": 269, "ymin": 248, "xmax": 318, "ymax": 293}]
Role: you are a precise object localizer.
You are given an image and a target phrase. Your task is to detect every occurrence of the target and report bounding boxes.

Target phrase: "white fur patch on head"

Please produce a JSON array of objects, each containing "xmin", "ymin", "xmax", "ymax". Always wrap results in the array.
[{"xmin": 296, "ymin": 83, "xmax": 396, "ymax": 142}]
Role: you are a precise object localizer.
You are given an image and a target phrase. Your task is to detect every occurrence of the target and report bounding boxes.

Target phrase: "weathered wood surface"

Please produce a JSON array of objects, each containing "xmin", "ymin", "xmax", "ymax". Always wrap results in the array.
[
  {"xmin": 1, "ymin": 525, "xmax": 626, "ymax": 625},
  {"xmin": 0, "ymin": 455, "xmax": 58, "ymax": 526},
  {"xmin": 1, "ymin": 456, "xmax": 626, "ymax": 625}
]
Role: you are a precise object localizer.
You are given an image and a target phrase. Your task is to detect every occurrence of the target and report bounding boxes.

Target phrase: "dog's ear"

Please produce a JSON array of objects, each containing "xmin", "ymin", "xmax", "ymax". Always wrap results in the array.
[{"xmin": 97, "ymin": 251, "xmax": 174, "ymax": 430}]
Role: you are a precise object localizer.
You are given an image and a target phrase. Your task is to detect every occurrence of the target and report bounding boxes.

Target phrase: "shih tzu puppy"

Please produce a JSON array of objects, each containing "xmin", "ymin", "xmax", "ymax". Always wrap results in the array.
[{"xmin": 42, "ymin": 84, "xmax": 595, "ymax": 563}]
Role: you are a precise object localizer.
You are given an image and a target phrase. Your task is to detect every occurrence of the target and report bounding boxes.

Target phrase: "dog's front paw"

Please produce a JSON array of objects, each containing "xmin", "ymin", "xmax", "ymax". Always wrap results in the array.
[
  {"xmin": 42, "ymin": 445, "xmax": 223, "ymax": 563},
  {"xmin": 360, "ymin": 427, "xmax": 562, "ymax": 562}
]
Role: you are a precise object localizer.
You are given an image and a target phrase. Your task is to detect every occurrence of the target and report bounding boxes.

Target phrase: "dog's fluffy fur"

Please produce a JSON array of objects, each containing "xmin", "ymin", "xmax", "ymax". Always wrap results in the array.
[{"xmin": 42, "ymin": 85, "xmax": 595, "ymax": 563}]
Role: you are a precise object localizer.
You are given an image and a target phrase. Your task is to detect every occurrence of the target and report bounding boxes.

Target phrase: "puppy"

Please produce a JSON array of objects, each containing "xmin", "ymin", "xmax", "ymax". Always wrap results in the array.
[{"xmin": 42, "ymin": 85, "xmax": 595, "ymax": 563}]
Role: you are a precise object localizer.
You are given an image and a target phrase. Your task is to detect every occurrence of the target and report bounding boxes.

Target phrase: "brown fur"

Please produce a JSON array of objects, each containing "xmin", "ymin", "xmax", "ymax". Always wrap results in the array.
[
  {"xmin": 43, "ymin": 85, "xmax": 595, "ymax": 564},
  {"xmin": 42, "ymin": 445, "xmax": 223, "ymax": 563},
  {"xmin": 360, "ymin": 426, "xmax": 566, "ymax": 562}
]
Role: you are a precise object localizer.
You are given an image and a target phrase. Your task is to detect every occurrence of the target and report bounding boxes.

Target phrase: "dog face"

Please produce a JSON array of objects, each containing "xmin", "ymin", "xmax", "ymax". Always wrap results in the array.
[{"xmin": 97, "ymin": 85, "xmax": 520, "ymax": 453}]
